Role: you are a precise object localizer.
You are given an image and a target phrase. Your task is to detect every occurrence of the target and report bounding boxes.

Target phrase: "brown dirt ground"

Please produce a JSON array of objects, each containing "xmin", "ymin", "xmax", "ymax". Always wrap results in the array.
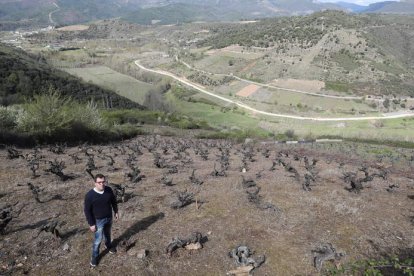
[
  {"xmin": 0, "ymin": 136, "xmax": 413, "ymax": 276},
  {"xmin": 236, "ymin": 84, "xmax": 260, "ymax": 98}
]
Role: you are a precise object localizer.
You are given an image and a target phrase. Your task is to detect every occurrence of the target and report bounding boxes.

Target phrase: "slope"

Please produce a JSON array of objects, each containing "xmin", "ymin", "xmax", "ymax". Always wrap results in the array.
[{"xmin": 0, "ymin": 43, "xmax": 142, "ymax": 108}]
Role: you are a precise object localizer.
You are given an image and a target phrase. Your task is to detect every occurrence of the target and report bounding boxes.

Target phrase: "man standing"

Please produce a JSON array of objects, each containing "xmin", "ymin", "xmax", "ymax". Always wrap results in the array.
[{"xmin": 84, "ymin": 173, "xmax": 119, "ymax": 267}]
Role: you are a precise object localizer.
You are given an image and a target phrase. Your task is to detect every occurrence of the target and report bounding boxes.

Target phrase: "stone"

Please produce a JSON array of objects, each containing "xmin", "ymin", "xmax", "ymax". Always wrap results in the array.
[
  {"xmin": 185, "ymin": 242, "xmax": 202, "ymax": 250},
  {"xmin": 226, "ymin": 265, "xmax": 254, "ymax": 275},
  {"xmin": 62, "ymin": 243, "xmax": 70, "ymax": 251},
  {"xmin": 137, "ymin": 249, "xmax": 147, "ymax": 259}
]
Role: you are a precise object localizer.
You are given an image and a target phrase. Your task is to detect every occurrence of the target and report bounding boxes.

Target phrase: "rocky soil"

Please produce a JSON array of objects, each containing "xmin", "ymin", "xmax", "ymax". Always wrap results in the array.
[{"xmin": 0, "ymin": 136, "xmax": 413, "ymax": 275}]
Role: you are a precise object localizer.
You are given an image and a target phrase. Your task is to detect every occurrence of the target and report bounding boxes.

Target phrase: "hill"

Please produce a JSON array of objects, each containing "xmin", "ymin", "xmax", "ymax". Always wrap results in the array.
[
  {"xmin": 335, "ymin": 1, "xmax": 369, "ymax": 12},
  {"xmin": 1, "ymin": 0, "xmax": 413, "ymax": 29},
  {"xmin": 363, "ymin": 0, "xmax": 414, "ymax": 14},
  {"xmin": 0, "ymin": 0, "xmax": 343, "ymax": 28},
  {"xmin": 0, "ymin": 43, "xmax": 142, "ymax": 108},
  {"xmin": 194, "ymin": 11, "xmax": 414, "ymax": 96}
]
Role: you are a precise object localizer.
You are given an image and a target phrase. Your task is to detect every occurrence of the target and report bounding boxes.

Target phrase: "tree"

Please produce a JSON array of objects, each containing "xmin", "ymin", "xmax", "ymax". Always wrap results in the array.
[{"xmin": 383, "ymin": 98, "xmax": 390, "ymax": 110}]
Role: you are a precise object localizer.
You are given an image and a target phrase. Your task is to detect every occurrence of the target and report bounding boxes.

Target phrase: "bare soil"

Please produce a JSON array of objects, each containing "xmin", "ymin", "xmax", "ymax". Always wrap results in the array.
[
  {"xmin": 0, "ymin": 136, "xmax": 413, "ymax": 276},
  {"xmin": 236, "ymin": 84, "xmax": 260, "ymax": 97}
]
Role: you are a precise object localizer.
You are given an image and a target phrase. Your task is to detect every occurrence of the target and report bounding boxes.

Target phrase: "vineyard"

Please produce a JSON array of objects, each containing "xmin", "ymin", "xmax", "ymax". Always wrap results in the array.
[{"xmin": 1, "ymin": 136, "xmax": 413, "ymax": 275}]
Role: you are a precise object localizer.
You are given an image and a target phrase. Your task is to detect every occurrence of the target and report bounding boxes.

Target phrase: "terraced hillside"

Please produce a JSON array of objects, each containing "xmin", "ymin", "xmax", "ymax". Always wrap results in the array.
[{"xmin": 192, "ymin": 11, "xmax": 414, "ymax": 97}]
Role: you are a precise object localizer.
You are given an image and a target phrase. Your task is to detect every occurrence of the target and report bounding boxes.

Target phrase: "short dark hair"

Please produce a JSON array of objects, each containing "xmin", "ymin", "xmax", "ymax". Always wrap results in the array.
[{"xmin": 94, "ymin": 173, "xmax": 106, "ymax": 182}]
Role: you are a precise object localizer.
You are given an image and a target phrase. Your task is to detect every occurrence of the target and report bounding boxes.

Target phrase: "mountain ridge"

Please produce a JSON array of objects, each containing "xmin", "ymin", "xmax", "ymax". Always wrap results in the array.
[{"xmin": 0, "ymin": 0, "xmax": 413, "ymax": 29}]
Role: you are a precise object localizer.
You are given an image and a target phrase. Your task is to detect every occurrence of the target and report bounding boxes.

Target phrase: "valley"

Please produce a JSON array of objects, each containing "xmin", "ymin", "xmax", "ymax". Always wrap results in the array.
[
  {"xmin": 2, "ymin": 11, "xmax": 414, "ymax": 143},
  {"xmin": 0, "ymin": 7, "xmax": 414, "ymax": 276}
]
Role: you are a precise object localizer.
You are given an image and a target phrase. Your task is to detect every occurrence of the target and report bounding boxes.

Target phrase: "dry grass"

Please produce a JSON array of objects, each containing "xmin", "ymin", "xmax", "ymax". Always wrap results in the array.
[
  {"xmin": 57, "ymin": 25, "xmax": 89, "ymax": 31},
  {"xmin": 269, "ymin": 79, "xmax": 325, "ymax": 93},
  {"xmin": 0, "ymin": 137, "xmax": 413, "ymax": 275}
]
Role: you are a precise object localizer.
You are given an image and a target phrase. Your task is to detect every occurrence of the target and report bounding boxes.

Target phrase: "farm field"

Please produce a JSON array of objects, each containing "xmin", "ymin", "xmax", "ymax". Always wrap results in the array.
[
  {"xmin": 64, "ymin": 66, "xmax": 154, "ymax": 105},
  {"xmin": 259, "ymin": 116, "xmax": 414, "ymax": 143},
  {"xmin": 1, "ymin": 137, "xmax": 413, "ymax": 275},
  {"xmin": 165, "ymin": 87, "xmax": 414, "ymax": 143}
]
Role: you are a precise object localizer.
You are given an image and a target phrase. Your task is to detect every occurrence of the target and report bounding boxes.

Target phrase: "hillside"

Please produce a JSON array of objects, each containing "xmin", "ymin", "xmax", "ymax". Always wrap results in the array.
[
  {"xmin": 0, "ymin": 136, "xmax": 413, "ymax": 275},
  {"xmin": 335, "ymin": 1, "xmax": 368, "ymax": 12},
  {"xmin": 4, "ymin": 11, "xmax": 414, "ymax": 145},
  {"xmin": 363, "ymin": 0, "xmax": 414, "ymax": 14},
  {"xmin": 0, "ymin": 0, "xmax": 342, "ymax": 28},
  {"xmin": 0, "ymin": 43, "xmax": 142, "ymax": 108},
  {"xmin": 194, "ymin": 11, "xmax": 414, "ymax": 96},
  {"xmin": 1, "ymin": 0, "xmax": 413, "ymax": 29},
  {"xmin": 122, "ymin": 3, "xmax": 225, "ymax": 25}
]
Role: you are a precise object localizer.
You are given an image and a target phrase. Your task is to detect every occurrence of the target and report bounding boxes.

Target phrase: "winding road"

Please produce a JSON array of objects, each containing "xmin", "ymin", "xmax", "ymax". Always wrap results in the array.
[
  {"xmin": 178, "ymin": 58, "xmax": 362, "ymax": 100},
  {"xmin": 134, "ymin": 60, "xmax": 414, "ymax": 121},
  {"xmin": 48, "ymin": 2, "xmax": 60, "ymax": 25}
]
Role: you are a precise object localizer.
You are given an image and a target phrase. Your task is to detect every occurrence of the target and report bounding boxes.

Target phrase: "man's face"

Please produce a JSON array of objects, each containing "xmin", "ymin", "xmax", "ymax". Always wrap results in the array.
[{"xmin": 95, "ymin": 177, "xmax": 106, "ymax": 191}]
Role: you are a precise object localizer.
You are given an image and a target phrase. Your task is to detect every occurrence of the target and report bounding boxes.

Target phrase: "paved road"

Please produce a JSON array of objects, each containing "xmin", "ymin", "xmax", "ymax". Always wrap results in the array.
[{"xmin": 135, "ymin": 60, "xmax": 414, "ymax": 121}]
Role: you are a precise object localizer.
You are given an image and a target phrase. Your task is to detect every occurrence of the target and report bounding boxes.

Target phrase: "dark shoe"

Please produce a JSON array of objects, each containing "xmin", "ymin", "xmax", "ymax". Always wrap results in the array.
[
  {"xmin": 90, "ymin": 257, "xmax": 98, "ymax": 267},
  {"xmin": 106, "ymin": 246, "xmax": 117, "ymax": 254}
]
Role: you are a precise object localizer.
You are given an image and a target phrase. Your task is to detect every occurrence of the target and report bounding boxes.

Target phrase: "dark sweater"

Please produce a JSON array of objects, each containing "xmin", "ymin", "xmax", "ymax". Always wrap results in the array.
[{"xmin": 84, "ymin": 186, "xmax": 118, "ymax": 226}]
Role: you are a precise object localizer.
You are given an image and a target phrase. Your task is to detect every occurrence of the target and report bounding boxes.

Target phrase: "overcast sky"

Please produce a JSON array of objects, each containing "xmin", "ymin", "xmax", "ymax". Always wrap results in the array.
[{"xmin": 316, "ymin": 0, "xmax": 399, "ymax": 5}]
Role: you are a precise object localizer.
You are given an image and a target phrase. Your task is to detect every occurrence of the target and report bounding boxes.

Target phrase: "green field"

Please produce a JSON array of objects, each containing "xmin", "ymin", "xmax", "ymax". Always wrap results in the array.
[
  {"xmin": 192, "ymin": 55, "xmax": 251, "ymax": 75},
  {"xmin": 208, "ymin": 81, "xmax": 376, "ymax": 116},
  {"xmin": 64, "ymin": 66, "xmax": 154, "ymax": 105},
  {"xmin": 165, "ymin": 90, "xmax": 263, "ymax": 130},
  {"xmin": 260, "ymin": 115, "xmax": 414, "ymax": 143},
  {"xmin": 163, "ymin": 84, "xmax": 414, "ymax": 143}
]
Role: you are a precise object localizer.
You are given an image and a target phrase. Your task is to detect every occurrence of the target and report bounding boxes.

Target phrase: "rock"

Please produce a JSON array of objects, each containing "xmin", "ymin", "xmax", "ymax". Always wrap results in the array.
[
  {"xmin": 226, "ymin": 265, "xmax": 254, "ymax": 275},
  {"xmin": 127, "ymin": 248, "xmax": 137, "ymax": 256},
  {"xmin": 185, "ymin": 242, "xmax": 202, "ymax": 250},
  {"xmin": 137, "ymin": 249, "xmax": 148, "ymax": 259},
  {"xmin": 62, "ymin": 243, "xmax": 70, "ymax": 251},
  {"xmin": 16, "ymin": 263, "xmax": 23, "ymax": 267}
]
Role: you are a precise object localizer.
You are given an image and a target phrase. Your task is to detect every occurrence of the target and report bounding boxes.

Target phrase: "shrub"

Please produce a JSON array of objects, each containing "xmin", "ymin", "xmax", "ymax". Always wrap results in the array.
[
  {"xmin": 18, "ymin": 87, "xmax": 107, "ymax": 135},
  {"xmin": 0, "ymin": 106, "xmax": 20, "ymax": 130},
  {"xmin": 72, "ymin": 101, "xmax": 106, "ymax": 130},
  {"xmin": 284, "ymin": 129, "xmax": 296, "ymax": 139},
  {"xmin": 18, "ymin": 88, "xmax": 74, "ymax": 135}
]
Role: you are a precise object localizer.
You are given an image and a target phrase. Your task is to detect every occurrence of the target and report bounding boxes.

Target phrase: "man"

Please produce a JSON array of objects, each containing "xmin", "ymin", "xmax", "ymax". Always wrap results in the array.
[{"xmin": 84, "ymin": 173, "xmax": 119, "ymax": 267}]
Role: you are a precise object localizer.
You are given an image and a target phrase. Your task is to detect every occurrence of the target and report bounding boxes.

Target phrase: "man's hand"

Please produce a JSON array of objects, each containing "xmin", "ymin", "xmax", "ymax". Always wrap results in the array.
[
  {"xmin": 114, "ymin": 213, "xmax": 119, "ymax": 221},
  {"xmin": 89, "ymin": 225, "xmax": 96, "ymax": 232}
]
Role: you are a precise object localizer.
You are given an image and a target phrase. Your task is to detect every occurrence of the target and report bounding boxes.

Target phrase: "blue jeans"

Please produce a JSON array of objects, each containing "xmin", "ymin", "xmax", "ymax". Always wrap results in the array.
[{"xmin": 92, "ymin": 217, "xmax": 112, "ymax": 258}]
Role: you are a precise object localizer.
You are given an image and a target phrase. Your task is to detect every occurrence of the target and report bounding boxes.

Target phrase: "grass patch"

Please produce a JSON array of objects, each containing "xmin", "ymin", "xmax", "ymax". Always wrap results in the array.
[
  {"xmin": 102, "ymin": 109, "xmax": 163, "ymax": 125},
  {"xmin": 332, "ymin": 50, "xmax": 360, "ymax": 71},
  {"xmin": 196, "ymin": 128, "xmax": 270, "ymax": 142},
  {"xmin": 102, "ymin": 108, "xmax": 212, "ymax": 130},
  {"xmin": 344, "ymin": 137, "xmax": 414, "ymax": 149},
  {"xmin": 64, "ymin": 66, "xmax": 154, "ymax": 105},
  {"xmin": 371, "ymin": 61, "xmax": 405, "ymax": 75},
  {"xmin": 325, "ymin": 81, "xmax": 350, "ymax": 93}
]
